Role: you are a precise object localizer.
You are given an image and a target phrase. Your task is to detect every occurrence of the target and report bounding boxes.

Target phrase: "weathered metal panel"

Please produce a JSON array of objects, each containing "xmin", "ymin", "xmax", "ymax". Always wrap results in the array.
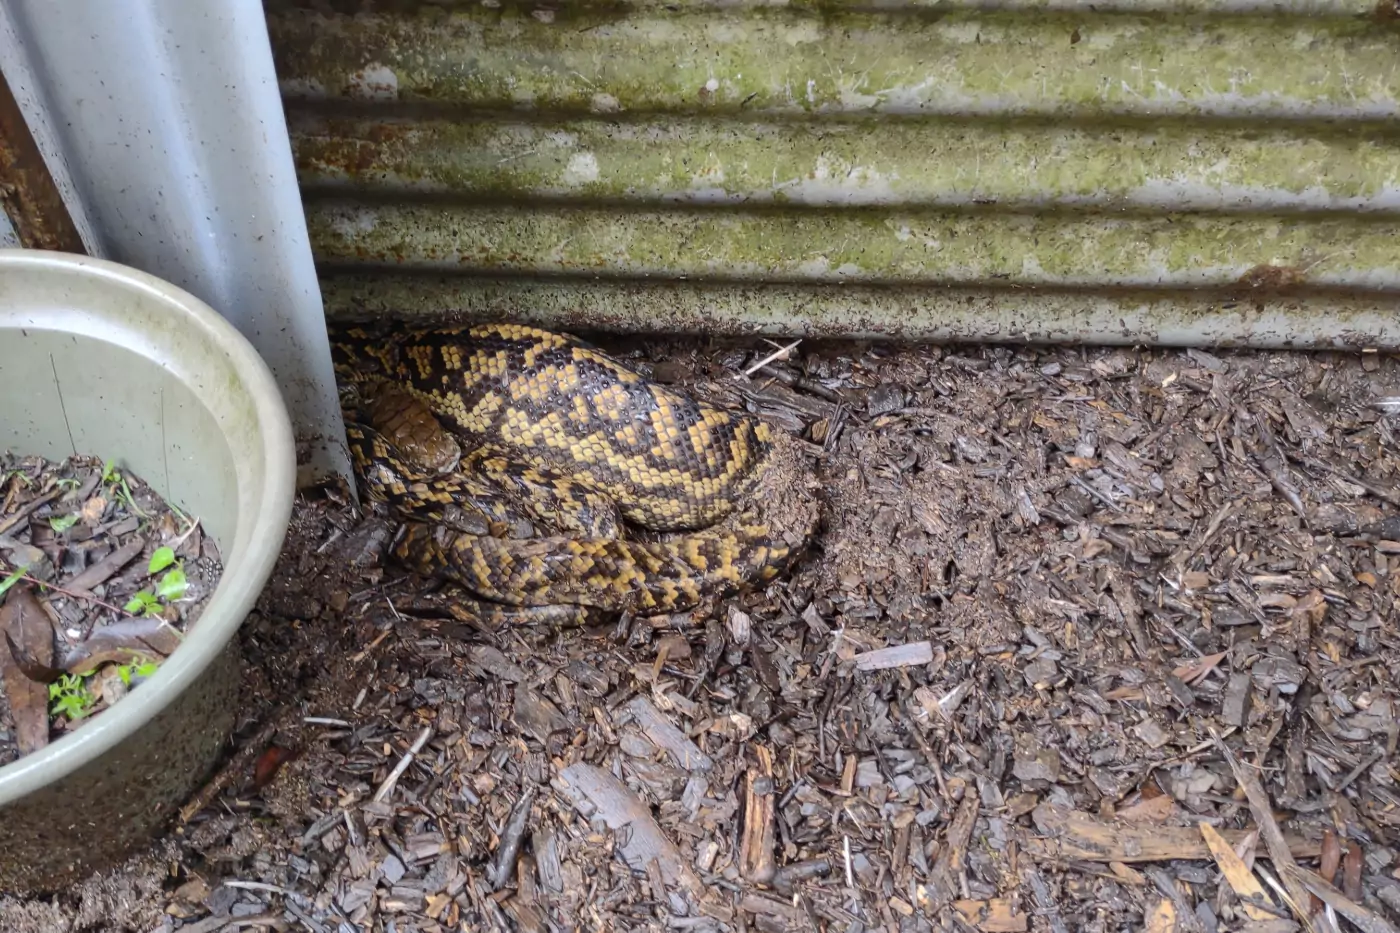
[
  {"xmin": 5, "ymin": 0, "xmax": 350, "ymax": 485},
  {"xmin": 265, "ymin": 0, "xmax": 1400, "ymax": 347}
]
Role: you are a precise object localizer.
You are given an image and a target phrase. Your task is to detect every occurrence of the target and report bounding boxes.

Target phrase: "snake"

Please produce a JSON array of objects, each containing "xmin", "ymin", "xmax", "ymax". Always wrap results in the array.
[{"xmin": 329, "ymin": 321, "xmax": 819, "ymax": 627}]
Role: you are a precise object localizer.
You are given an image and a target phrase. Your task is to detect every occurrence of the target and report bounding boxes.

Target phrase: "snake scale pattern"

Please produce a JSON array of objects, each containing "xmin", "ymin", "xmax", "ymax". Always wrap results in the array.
[{"xmin": 330, "ymin": 322, "xmax": 816, "ymax": 626}]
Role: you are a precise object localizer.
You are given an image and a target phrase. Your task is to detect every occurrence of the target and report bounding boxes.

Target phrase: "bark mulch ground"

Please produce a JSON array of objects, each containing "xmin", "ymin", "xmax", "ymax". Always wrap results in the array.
[{"xmin": 3, "ymin": 336, "xmax": 1399, "ymax": 933}]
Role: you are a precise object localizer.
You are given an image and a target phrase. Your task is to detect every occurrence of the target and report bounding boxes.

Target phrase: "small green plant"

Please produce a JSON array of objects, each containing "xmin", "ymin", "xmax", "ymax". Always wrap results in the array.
[
  {"xmin": 48, "ymin": 674, "xmax": 95, "ymax": 720},
  {"xmin": 101, "ymin": 459, "xmax": 147, "ymax": 519},
  {"xmin": 2, "ymin": 469, "xmax": 31, "ymax": 489},
  {"xmin": 0, "ymin": 565, "xmax": 23, "ymax": 598},
  {"xmin": 123, "ymin": 546, "xmax": 188, "ymax": 615},
  {"xmin": 116, "ymin": 659, "xmax": 160, "ymax": 685},
  {"xmin": 48, "ymin": 513, "xmax": 79, "ymax": 533}
]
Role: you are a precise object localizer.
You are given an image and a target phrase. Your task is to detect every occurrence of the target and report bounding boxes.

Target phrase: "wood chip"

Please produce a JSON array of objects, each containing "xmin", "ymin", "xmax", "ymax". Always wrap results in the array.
[
  {"xmin": 554, "ymin": 762, "xmax": 703, "ymax": 900},
  {"xmin": 954, "ymin": 899, "xmax": 1029, "ymax": 932},
  {"xmin": 623, "ymin": 696, "xmax": 712, "ymax": 772},
  {"xmin": 1210, "ymin": 731, "xmax": 1312, "ymax": 923},
  {"xmin": 64, "ymin": 536, "xmax": 144, "ymax": 593},
  {"xmin": 739, "ymin": 745, "xmax": 777, "ymax": 884},
  {"xmin": 1199, "ymin": 821, "xmax": 1275, "ymax": 921},
  {"xmin": 1026, "ymin": 804, "xmax": 1321, "ymax": 864},
  {"xmin": 1144, "ymin": 898, "xmax": 1176, "ymax": 933},
  {"xmin": 853, "ymin": 640, "xmax": 934, "ymax": 671}
]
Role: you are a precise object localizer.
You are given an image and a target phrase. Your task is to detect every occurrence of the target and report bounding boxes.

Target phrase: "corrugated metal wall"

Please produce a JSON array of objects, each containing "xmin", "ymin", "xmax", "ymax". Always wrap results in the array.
[{"xmin": 264, "ymin": 0, "xmax": 1400, "ymax": 347}]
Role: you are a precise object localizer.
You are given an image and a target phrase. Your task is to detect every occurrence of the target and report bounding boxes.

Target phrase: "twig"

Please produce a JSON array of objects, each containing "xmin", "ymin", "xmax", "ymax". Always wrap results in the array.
[
  {"xmin": 1332, "ymin": 749, "xmax": 1384, "ymax": 795},
  {"xmin": 1210, "ymin": 729, "xmax": 1315, "ymax": 931},
  {"xmin": 373, "ymin": 725, "xmax": 432, "ymax": 802},
  {"xmin": 1067, "ymin": 474, "xmax": 1121, "ymax": 512},
  {"xmin": 0, "ymin": 568, "xmax": 134, "ymax": 619},
  {"xmin": 169, "ymin": 515, "xmax": 203, "ymax": 552},
  {"xmin": 1174, "ymin": 502, "xmax": 1234, "ymax": 572},
  {"xmin": 0, "ymin": 488, "xmax": 62, "ymax": 537},
  {"xmin": 1295, "ymin": 455, "xmax": 1400, "ymax": 509},
  {"xmin": 1240, "ymin": 406, "xmax": 1307, "ymax": 519},
  {"xmin": 1290, "ymin": 866, "xmax": 1400, "ymax": 933},
  {"xmin": 349, "ymin": 627, "xmax": 392, "ymax": 664},
  {"xmin": 178, "ymin": 714, "xmax": 290, "ymax": 824},
  {"xmin": 742, "ymin": 339, "xmax": 802, "ymax": 377}
]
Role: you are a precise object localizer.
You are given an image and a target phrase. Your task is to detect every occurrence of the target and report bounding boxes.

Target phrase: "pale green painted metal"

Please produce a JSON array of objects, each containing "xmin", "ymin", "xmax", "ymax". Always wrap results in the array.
[{"xmin": 265, "ymin": 0, "xmax": 1400, "ymax": 347}]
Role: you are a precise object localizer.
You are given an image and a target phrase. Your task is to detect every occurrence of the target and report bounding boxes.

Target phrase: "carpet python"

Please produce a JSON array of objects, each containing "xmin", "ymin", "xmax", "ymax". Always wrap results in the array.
[{"xmin": 330, "ymin": 322, "xmax": 816, "ymax": 626}]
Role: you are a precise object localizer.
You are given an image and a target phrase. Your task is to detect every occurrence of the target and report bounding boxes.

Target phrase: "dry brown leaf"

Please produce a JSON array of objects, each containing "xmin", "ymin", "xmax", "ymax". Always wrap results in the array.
[
  {"xmin": 1320, "ymin": 829, "xmax": 1341, "ymax": 884},
  {"xmin": 1200, "ymin": 822, "xmax": 1274, "ymax": 920},
  {"xmin": 1181, "ymin": 571, "xmax": 1211, "ymax": 590},
  {"xmin": 1172, "ymin": 650, "xmax": 1228, "ymax": 685},
  {"xmin": 80, "ymin": 494, "xmax": 107, "ymax": 524},
  {"xmin": 0, "ymin": 587, "xmax": 54, "ymax": 754}
]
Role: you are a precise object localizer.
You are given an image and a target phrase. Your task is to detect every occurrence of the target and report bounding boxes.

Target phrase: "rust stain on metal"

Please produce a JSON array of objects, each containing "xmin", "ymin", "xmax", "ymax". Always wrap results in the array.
[{"xmin": 0, "ymin": 69, "xmax": 83, "ymax": 253}]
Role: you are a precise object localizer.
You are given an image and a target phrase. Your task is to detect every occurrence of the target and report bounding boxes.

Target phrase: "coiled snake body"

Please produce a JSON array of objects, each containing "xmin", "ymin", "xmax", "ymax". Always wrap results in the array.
[{"xmin": 331, "ymin": 322, "xmax": 817, "ymax": 626}]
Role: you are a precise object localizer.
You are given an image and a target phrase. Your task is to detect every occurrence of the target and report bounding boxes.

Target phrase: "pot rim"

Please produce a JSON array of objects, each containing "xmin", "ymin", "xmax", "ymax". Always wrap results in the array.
[{"xmin": 0, "ymin": 248, "xmax": 297, "ymax": 806}]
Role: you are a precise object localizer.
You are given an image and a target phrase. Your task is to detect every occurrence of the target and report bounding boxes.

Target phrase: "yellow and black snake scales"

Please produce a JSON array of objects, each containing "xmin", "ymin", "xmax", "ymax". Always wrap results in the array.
[{"xmin": 330, "ymin": 322, "xmax": 816, "ymax": 620}]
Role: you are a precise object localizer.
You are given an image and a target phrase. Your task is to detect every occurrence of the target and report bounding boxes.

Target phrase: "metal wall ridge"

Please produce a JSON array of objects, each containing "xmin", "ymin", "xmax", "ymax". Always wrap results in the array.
[
  {"xmin": 312, "ymin": 271, "xmax": 1400, "ymax": 348},
  {"xmin": 304, "ymin": 199, "xmax": 1400, "ymax": 289},
  {"xmin": 268, "ymin": 0, "xmax": 1391, "ymax": 18},
  {"xmin": 266, "ymin": 3, "xmax": 1400, "ymax": 120},
  {"xmin": 287, "ymin": 112, "xmax": 1400, "ymax": 214}
]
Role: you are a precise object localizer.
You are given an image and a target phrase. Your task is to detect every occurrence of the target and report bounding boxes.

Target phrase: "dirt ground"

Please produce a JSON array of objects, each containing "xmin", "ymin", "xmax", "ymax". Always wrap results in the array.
[{"xmin": 4, "ymin": 333, "xmax": 1400, "ymax": 933}]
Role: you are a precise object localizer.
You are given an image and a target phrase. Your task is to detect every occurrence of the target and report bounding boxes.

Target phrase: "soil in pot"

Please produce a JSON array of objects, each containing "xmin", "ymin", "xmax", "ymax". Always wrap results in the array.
[{"xmin": 0, "ymin": 452, "xmax": 225, "ymax": 765}]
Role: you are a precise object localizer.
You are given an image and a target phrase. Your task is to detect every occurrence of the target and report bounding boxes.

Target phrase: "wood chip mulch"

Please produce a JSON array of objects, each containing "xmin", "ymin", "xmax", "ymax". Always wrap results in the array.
[{"xmin": 4, "ymin": 338, "xmax": 1400, "ymax": 933}]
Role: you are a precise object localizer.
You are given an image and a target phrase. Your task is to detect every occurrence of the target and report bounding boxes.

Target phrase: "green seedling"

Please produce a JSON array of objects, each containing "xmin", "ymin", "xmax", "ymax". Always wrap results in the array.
[
  {"xmin": 116, "ymin": 659, "xmax": 160, "ymax": 685},
  {"xmin": 48, "ymin": 513, "xmax": 79, "ymax": 533},
  {"xmin": 124, "ymin": 590, "xmax": 161, "ymax": 615},
  {"xmin": 48, "ymin": 674, "xmax": 95, "ymax": 721},
  {"xmin": 123, "ymin": 547, "xmax": 188, "ymax": 615},
  {"xmin": 148, "ymin": 546, "xmax": 176, "ymax": 574},
  {"xmin": 0, "ymin": 566, "xmax": 23, "ymax": 599},
  {"xmin": 101, "ymin": 459, "xmax": 148, "ymax": 519}
]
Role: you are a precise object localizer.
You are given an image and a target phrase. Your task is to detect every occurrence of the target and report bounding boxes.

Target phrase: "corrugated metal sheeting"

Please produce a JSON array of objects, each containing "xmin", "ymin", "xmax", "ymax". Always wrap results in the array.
[{"xmin": 264, "ymin": 0, "xmax": 1400, "ymax": 347}]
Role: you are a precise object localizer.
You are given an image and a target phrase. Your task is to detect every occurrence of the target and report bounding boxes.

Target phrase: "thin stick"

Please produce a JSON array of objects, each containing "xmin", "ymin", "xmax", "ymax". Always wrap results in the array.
[
  {"xmin": 373, "ymin": 725, "xmax": 433, "ymax": 802},
  {"xmin": 0, "ymin": 568, "xmax": 134, "ymax": 618},
  {"xmin": 743, "ymin": 339, "xmax": 802, "ymax": 377}
]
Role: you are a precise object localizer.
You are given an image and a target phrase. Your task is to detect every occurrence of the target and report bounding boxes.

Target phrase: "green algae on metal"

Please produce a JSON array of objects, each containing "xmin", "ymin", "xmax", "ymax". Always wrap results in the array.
[
  {"xmin": 305, "ymin": 200, "xmax": 1400, "ymax": 288},
  {"xmin": 265, "ymin": 3, "xmax": 1400, "ymax": 118},
  {"xmin": 289, "ymin": 112, "xmax": 1400, "ymax": 211}
]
